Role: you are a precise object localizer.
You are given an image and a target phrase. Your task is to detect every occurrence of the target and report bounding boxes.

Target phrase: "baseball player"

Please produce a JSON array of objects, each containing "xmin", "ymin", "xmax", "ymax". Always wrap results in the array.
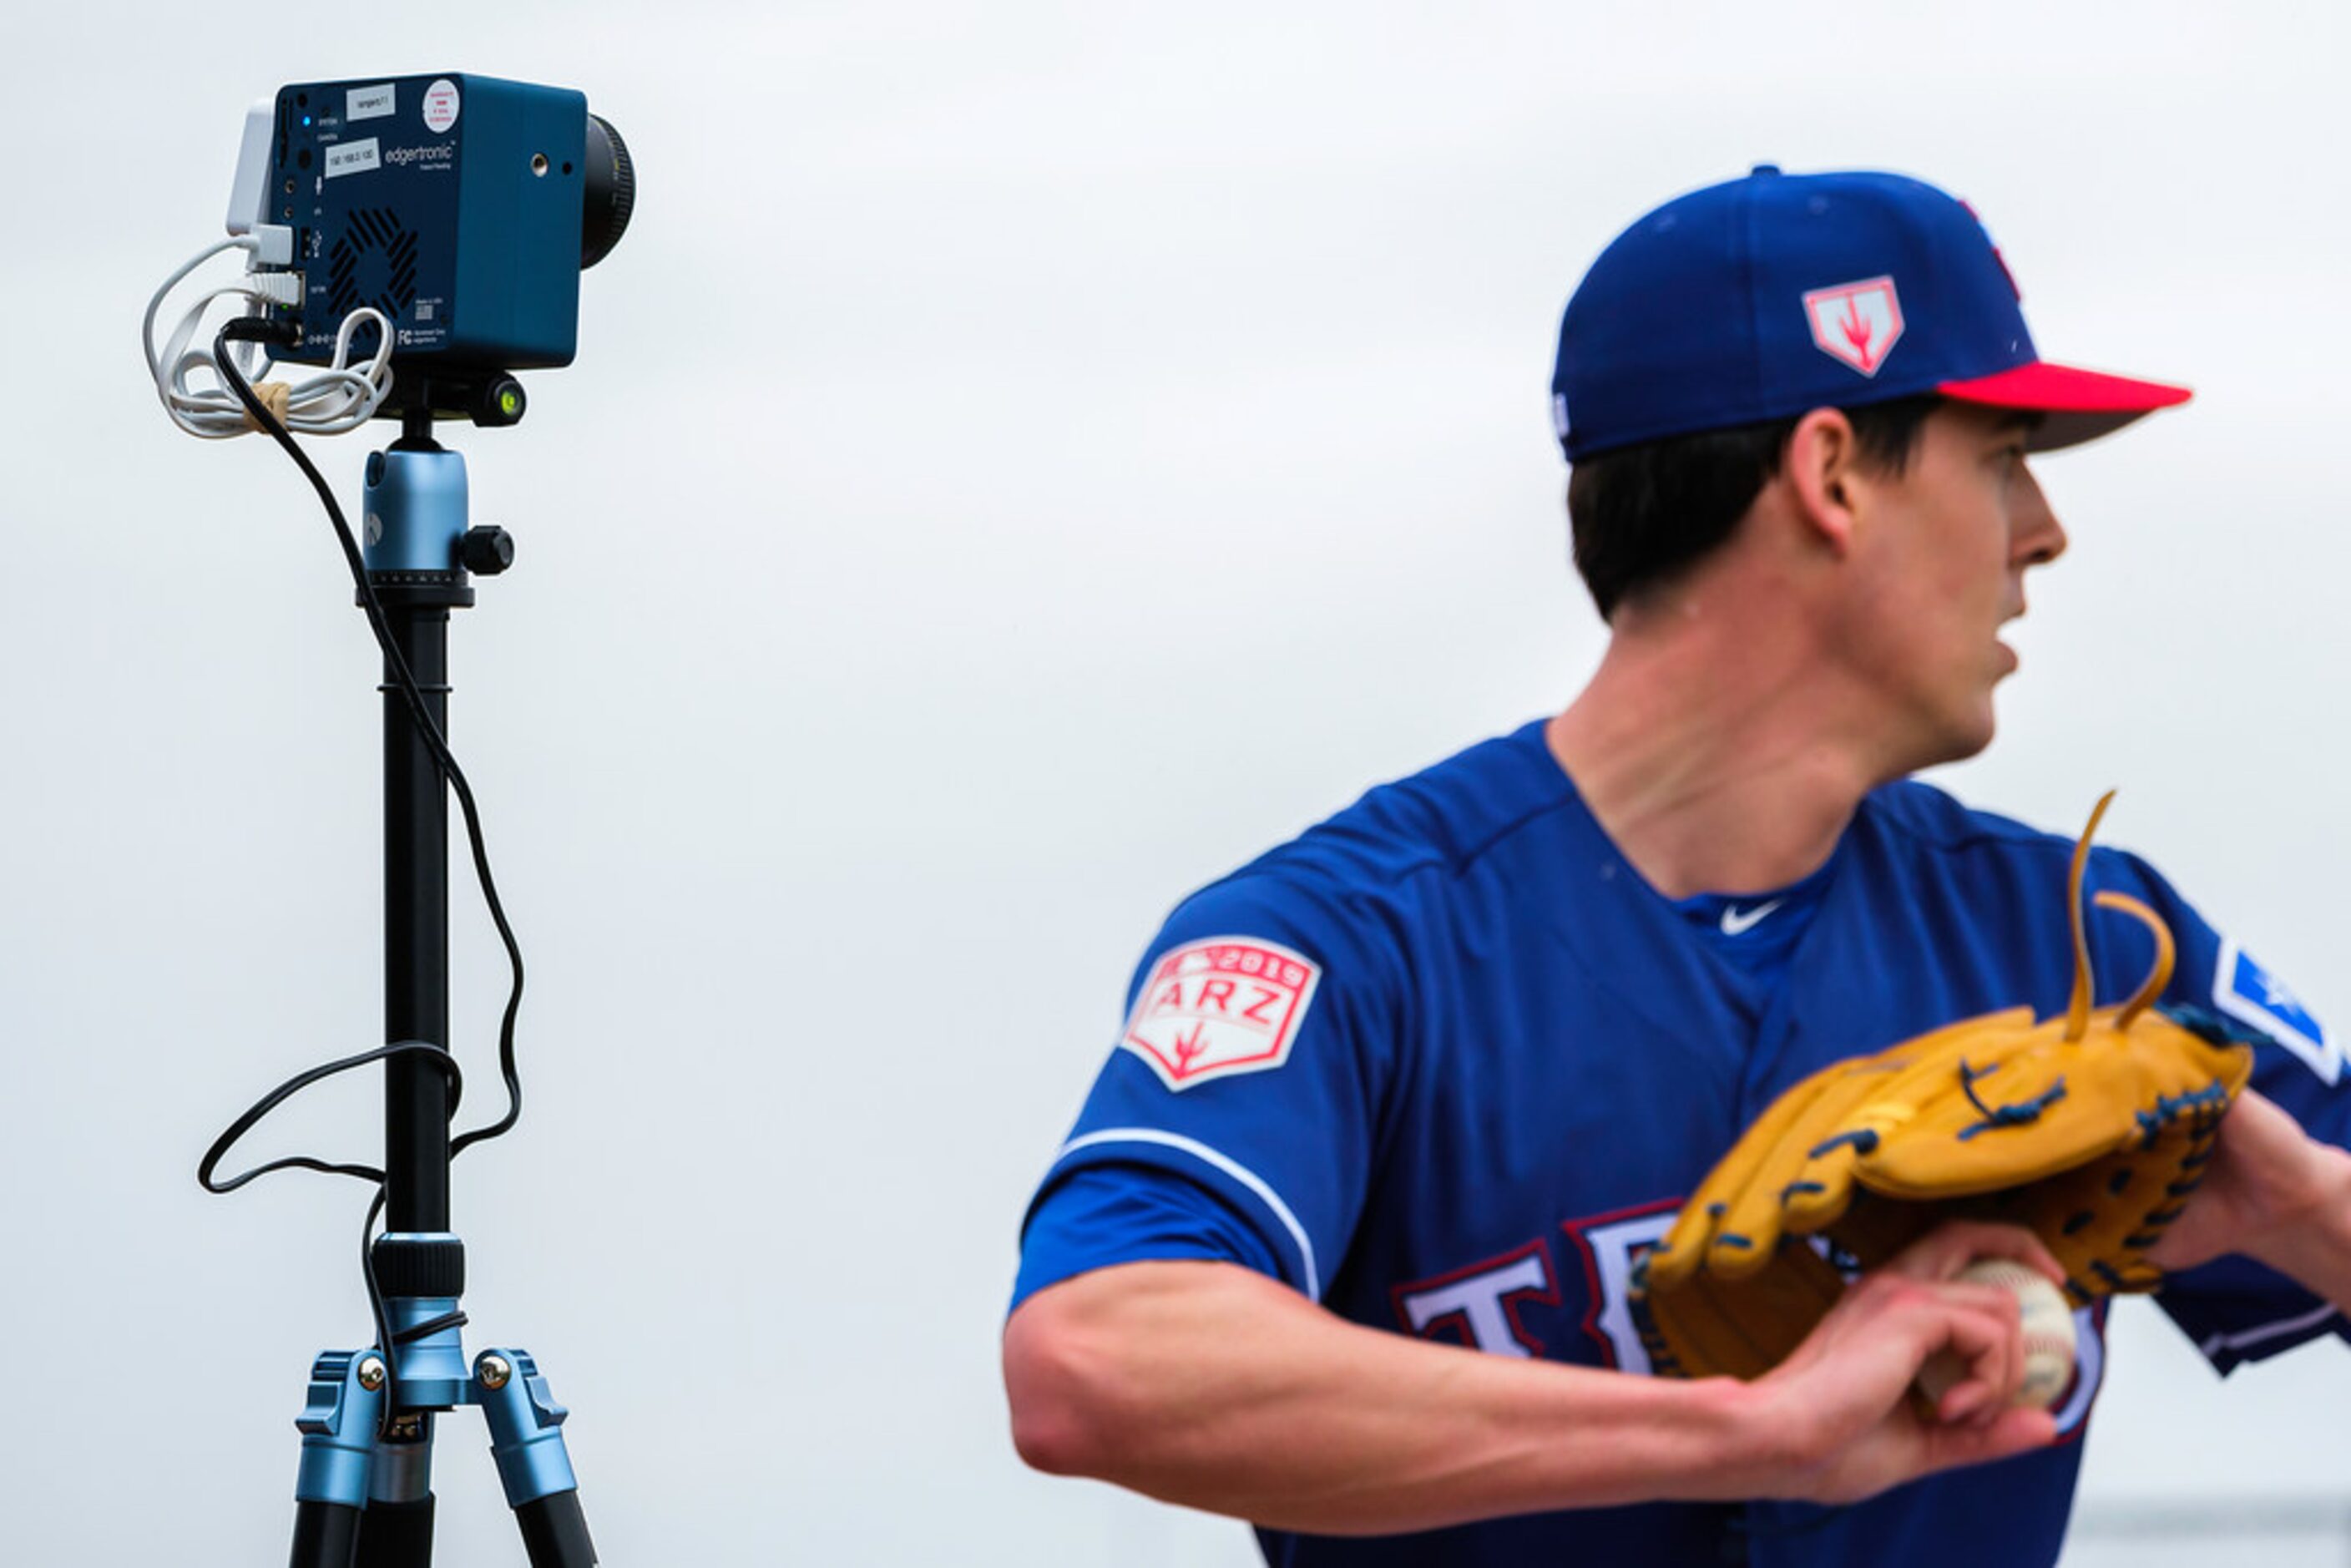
[{"xmin": 1002, "ymin": 168, "xmax": 2351, "ymax": 1565}]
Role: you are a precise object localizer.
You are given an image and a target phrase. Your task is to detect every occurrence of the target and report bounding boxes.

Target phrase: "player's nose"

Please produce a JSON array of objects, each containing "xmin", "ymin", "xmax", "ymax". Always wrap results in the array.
[{"xmin": 2010, "ymin": 463, "xmax": 2066, "ymax": 569}]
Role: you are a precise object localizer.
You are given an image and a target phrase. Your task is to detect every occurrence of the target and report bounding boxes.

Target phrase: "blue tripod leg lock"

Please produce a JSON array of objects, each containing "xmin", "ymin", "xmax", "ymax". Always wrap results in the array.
[{"xmin": 294, "ymin": 1349, "xmax": 390, "ymax": 1508}]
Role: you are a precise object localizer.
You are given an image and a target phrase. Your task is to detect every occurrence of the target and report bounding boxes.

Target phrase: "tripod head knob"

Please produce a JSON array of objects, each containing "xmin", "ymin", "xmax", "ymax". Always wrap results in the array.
[{"xmin": 462, "ymin": 526, "xmax": 517, "ymax": 576}]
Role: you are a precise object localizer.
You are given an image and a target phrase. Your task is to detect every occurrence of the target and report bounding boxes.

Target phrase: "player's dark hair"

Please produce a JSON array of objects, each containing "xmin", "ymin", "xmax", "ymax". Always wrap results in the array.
[{"xmin": 1565, "ymin": 393, "xmax": 1944, "ymax": 620}]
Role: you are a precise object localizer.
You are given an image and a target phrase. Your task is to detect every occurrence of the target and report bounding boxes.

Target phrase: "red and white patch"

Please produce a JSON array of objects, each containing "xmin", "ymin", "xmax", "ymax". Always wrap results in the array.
[
  {"xmin": 1802, "ymin": 276, "xmax": 1905, "ymax": 377},
  {"xmin": 1120, "ymin": 937, "xmax": 1321, "ymax": 1091}
]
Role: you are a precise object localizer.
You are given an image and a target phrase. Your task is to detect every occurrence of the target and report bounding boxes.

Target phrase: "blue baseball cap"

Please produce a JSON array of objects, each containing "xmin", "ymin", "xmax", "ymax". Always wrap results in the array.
[{"xmin": 1550, "ymin": 166, "xmax": 2190, "ymax": 462}]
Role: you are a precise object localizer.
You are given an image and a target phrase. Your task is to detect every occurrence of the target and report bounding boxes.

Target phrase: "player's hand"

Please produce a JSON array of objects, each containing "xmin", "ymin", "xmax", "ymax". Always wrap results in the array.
[
  {"xmin": 2147, "ymin": 1088, "xmax": 2348, "ymax": 1275},
  {"xmin": 1742, "ymin": 1220, "xmax": 2063, "ymax": 1506}
]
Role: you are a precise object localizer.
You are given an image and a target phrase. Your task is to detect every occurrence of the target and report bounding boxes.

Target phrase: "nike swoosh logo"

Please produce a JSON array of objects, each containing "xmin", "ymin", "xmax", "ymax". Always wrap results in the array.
[{"xmin": 1720, "ymin": 899, "xmax": 1785, "ymax": 937}]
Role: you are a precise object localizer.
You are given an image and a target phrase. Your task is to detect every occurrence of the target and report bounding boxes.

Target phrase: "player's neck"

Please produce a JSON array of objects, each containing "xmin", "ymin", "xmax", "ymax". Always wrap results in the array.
[{"xmin": 1547, "ymin": 591, "xmax": 1900, "ymax": 900}]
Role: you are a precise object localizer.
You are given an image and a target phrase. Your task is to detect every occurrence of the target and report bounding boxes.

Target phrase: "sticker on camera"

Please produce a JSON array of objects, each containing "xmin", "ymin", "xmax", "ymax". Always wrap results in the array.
[
  {"xmin": 324, "ymin": 139, "xmax": 380, "ymax": 180},
  {"xmin": 422, "ymin": 78, "xmax": 461, "ymax": 134}
]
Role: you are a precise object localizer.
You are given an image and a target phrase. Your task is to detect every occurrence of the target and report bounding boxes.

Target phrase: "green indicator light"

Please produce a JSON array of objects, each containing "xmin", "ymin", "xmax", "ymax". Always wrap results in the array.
[{"xmin": 499, "ymin": 389, "xmax": 522, "ymax": 415}]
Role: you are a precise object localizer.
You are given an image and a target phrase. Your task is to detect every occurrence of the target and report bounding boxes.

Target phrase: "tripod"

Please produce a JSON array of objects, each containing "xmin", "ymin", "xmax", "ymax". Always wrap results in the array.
[{"xmin": 277, "ymin": 400, "xmax": 595, "ymax": 1568}]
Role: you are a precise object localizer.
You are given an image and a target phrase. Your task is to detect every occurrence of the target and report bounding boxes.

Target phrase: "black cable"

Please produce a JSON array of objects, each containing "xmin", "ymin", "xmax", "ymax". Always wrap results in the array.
[
  {"xmin": 197, "ymin": 1039, "xmax": 458, "ymax": 1402},
  {"xmin": 197, "ymin": 315, "xmax": 532, "ymax": 1404},
  {"xmin": 215, "ymin": 316, "xmax": 529, "ymax": 1152},
  {"xmin": 196, "ymin": 1039, "xmax": 464, "ymax": 1195}
]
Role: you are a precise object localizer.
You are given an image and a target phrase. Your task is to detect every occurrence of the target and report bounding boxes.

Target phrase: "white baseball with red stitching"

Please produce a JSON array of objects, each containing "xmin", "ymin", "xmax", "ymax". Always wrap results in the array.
[{"xmin": 1916, "ymin": 1258, "xmax": 2079, "ymax": 1412}]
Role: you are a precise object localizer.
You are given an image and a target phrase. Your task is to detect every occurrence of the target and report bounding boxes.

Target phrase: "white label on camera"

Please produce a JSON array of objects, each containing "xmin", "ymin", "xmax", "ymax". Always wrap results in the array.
[
  {"xmin": 422, "ymin": 78, "xmax": 461, "ymax": 134},
  {"xmin": 324, "ymin": 138, "xmax": 380, "ymax": 180},
  {"xmin": 347, "ymin": 83, "xmax": 396, "ymax": 122}
]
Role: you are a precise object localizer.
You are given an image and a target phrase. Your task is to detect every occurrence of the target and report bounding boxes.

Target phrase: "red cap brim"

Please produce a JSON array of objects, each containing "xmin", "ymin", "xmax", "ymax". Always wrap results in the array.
[{"xmin": 1937, "ymin": 361, "xmax": 2192, "ymax": 452}]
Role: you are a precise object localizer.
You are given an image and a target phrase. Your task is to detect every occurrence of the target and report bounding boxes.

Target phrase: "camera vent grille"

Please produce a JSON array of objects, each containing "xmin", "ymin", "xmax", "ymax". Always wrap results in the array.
[{"xmin": 326, "ymin": 208, "xmax": 421, "ymax": 346}]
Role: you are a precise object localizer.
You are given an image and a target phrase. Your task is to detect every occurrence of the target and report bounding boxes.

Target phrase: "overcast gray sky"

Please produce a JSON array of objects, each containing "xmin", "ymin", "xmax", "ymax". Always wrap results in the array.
[{"xmin": 6, "ymin": 3, "xmax": 2350, "ymax": 1562}]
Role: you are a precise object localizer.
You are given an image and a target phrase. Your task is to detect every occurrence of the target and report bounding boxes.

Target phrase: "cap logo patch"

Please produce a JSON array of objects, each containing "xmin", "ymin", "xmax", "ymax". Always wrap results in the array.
[
  {"xmin": 1957, "ymin": 200, "xmax": 2025, "ymax": 301},
  {"xmin": 1802, "ymin": 276, "xmax": 1904, "ymax": 377},
  {"xmin": 1120, "ymin": 936, "xmax": 1322, "ymax": 1091}
]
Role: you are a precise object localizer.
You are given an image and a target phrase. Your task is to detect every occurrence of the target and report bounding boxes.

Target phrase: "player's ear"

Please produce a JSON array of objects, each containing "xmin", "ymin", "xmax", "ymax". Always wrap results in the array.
[{"xmin": 1785, "ymin": 407, "xmax": 1863, "ymax": 557}]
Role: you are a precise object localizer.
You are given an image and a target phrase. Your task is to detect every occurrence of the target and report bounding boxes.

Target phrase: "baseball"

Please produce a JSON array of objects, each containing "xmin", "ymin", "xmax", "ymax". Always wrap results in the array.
[{"xmin": 1915, "ymin": 1259, "xmax": 2078, "ymax": 1413}]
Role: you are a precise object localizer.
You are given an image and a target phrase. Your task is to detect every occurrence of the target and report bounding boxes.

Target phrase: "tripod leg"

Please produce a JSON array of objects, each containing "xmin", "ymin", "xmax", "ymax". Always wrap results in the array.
[
  {"xmin": 515, "ymin": 1492, "xmax": 596, "ymax": 1567},
  {"xmin": 476, "ymin": 1349, "xmax": 596, "ymax": 1566},
  {"xmin": 290, "ymin": 1351, "xmax": 386, "ymax": 1568},
  {"xmin": 354, "ymin": 1415, "xmax": 437, "ymax": 1568},
  {"xmin": 354, "ymin": 1498, "xmax": 435, "ymax": 1568},
  {"xmin": 291, "ymin": 1503, "xmax": 362, "ymax": 1568}
]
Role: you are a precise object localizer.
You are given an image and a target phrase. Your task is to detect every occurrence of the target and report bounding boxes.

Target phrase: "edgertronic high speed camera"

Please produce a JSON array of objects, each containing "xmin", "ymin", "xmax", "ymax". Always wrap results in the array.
[
  {"xmin": 151, "ymin": 68, "xmax": 643, "ymax": 1565},
  {"xmin": 228, "ymin": 72, "xmax": 635, "ymax": 423}
]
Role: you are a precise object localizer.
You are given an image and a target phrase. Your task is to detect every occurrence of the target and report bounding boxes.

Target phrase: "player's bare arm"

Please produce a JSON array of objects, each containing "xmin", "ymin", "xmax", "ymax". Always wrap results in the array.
[{"xmin": 1004, "ymin": 1220, "xmax": 2056, "ymax": 1535}]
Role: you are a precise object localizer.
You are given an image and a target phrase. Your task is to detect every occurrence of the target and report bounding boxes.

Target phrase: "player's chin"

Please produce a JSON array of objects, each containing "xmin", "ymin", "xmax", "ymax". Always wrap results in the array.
[
  {"xmin": 1958, "ymin": 700, "xmax": 2000, "ymax": 759},
  {"xmin": 1911, "ymin": 699, "xmax": 2000, "ymax": 772}
]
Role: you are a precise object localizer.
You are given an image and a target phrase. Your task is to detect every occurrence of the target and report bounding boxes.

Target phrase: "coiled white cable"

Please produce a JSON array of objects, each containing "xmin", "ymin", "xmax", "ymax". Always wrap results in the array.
[{"xmin": 144, "ymin": 236, "xmax": 396, "ymax": 438}]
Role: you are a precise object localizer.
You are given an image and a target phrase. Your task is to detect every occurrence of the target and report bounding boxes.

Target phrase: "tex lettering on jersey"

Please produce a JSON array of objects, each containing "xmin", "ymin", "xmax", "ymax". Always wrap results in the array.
[
  {"xmin": 1118, "ymin": 936, "xmax": 1322, "ymax": 1090},
  {"xmin": 1390, "ymin": 1239, "xmax": 1559, "ymax": 1359},
  {"xmin": 1387, "ymin": 1201, "xmax": 2109, "ymax": 1439}
]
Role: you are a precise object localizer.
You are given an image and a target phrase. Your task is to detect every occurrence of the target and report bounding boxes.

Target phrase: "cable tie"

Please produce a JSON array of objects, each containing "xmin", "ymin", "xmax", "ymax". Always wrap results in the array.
[{"xmin": 242, "ymin": 380, "xmax": 295, "ymax": 431}]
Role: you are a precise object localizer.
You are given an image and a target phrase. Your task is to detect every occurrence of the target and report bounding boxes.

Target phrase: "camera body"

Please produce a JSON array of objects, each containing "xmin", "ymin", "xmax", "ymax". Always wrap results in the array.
[{"xmin": 257, "ymin": 73, "xmax": 595, "ymax": 372}]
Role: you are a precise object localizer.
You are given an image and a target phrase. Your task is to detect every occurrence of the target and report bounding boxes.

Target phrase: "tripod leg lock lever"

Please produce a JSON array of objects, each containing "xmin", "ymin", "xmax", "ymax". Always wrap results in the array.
[
  {"xmin": 475, "ymin": 1347, "xmax": 579, "ymax": 1506},
  {"xmin": 293, "ymin": 1350, "xmax": 389, "ymax": 1506}
]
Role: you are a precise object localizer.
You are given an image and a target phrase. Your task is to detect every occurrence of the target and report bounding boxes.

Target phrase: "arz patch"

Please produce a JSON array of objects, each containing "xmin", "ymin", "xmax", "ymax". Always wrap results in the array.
[{"xmin": 1120, "ymin": 937, "xmax": 1321, "ymax": 1091}]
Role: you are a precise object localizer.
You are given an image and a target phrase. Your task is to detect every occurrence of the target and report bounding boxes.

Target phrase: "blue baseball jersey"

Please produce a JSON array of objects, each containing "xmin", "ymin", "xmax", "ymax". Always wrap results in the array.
[{"xmin": 1014, "ymin": 721, "xmax": 2351, "ymax": 1566}]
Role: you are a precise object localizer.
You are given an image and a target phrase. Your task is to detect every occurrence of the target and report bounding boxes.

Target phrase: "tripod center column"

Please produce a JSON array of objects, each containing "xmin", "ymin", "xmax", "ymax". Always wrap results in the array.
[{"xmin": 363, "ymin": 440, "xmax": 476, "ymax": 1235}]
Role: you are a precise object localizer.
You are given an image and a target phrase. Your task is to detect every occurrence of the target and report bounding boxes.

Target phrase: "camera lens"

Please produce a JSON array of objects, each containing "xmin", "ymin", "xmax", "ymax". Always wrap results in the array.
[{"xmin": 579, "ymin": 114, "xmax": 635, "ymax": 269}]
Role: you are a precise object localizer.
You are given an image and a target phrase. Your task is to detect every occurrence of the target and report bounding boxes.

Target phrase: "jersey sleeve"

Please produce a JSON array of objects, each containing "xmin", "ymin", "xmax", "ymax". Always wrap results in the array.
[
  {"xmin": 1011, "ymin": 1166, "xmax": 1288, "ymax": 1312},
  {"xmin": 1013, "ymin": 873, "xmax": 1404, "ymax": 1311},
  {"xmin": 2107, "ymin": 851, "xmax": 2351, "ymax": 1371}
]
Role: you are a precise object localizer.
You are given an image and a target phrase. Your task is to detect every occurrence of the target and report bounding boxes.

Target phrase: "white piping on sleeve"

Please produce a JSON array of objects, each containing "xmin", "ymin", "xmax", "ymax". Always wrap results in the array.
[
  {"xmin": 2050, "ymin": 1306, "xmax": 2104, "ymax": 1435},
  {"xmin": 1054, "ymin": 1128, "xmax": 1322, "ymax": 1299},
  {"xmin": 2197, "ymin": 1302, "xmax": 2343, "ymax": 1362}
]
